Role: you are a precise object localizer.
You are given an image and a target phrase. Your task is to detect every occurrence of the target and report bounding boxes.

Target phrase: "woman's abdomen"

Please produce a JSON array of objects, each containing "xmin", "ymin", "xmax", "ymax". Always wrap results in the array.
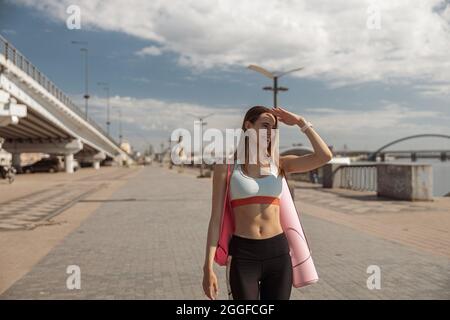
[{"xmin": 232, "ymin": 203, "xmax": 283, "ymax": 239}]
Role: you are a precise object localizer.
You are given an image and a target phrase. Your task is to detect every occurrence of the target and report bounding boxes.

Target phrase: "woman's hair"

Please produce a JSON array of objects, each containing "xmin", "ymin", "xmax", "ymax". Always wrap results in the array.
[{"xmin": 232, "ymin": 106, "xmax": 282, "ymax": 176}]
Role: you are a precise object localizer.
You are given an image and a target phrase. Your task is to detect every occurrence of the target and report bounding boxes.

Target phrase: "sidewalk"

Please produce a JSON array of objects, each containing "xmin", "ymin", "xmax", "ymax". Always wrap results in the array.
[
  {"xmin": 0, "ymin": 166, "xmax": 142, "ymax": 294},
  {"xmin": 0, "ymin": 165, "xmax": 448, "ymax": 299},
  {"xmin": 291, "ymin": 181, "xmax": 450, "ymax": 258}
]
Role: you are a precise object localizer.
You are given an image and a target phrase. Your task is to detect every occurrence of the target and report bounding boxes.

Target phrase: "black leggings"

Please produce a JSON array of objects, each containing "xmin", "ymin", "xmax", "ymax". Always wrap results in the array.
[{"xmin": 227, "ymin": 232, "xmax": 293, "ymax": 300}]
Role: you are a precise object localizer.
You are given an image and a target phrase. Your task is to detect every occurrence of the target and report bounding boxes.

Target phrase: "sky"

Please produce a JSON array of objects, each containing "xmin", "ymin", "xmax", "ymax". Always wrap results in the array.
[{"xmin": 0, "ymin": 0, "xmax": 449, "ymax": 154}]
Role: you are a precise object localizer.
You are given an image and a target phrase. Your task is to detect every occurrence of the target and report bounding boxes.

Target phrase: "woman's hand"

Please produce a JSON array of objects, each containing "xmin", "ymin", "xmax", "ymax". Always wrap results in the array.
[
  {"xmin": 271, "ymin": 107, "xmax": 305, "ymax": 126},
  {"xmin": 202, "ymin": 268, "xmax": 219, "ymax": 300}
]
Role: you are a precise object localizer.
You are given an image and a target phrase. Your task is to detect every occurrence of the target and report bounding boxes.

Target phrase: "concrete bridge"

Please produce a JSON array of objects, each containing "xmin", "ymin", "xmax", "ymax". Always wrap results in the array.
[{"xmin": 0, "ymin": 35, "xmax": 133, "ymax": 173}]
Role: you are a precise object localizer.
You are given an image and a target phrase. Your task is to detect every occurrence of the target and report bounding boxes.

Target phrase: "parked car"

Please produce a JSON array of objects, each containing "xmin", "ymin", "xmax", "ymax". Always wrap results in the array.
[
  {"xmin": 100, "ymin": 158, "xmax": 114, "ymax": 166},
  {"xmin": 144, "ymin": 156, "xmax": 152, "ymax": 165},
  {"xmin": 22, "ymin": 157, "xmax": 63, "ymax": 173},
  {"xmin": 79, "ymin": 161, "xmax": 92, "ymax": 168}
]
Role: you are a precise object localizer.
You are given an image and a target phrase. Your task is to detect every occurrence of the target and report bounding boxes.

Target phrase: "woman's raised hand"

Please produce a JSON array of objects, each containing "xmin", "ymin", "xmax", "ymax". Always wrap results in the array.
[{"xmin": 271, "ymin": 106, "xmax": 304, "ymax": 126}]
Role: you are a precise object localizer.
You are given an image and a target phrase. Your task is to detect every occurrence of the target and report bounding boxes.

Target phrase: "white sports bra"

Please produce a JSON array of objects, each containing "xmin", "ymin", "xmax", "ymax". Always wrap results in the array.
[{"xmin": 229, "ymin": 159, "xmax": 283, "ymax": 208}]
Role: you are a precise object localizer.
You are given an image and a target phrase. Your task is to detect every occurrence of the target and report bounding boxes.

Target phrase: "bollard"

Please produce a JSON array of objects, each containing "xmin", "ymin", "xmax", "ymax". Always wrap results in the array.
[{"xmin": 377, "ymin": 163, "xmax": 433, "ymax": 201}]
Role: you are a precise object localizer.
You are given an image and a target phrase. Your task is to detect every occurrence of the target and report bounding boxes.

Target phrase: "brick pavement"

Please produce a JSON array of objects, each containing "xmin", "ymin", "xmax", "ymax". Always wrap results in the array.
[
  {"xmin": 0, "ymin": 168, "xmax": 135, "ymax": 231},
  {"xmin": 0, "ymin": 166, "xmax": 448, "ymax": 299},
  {"xmin": 292, "ymin": 182, "xmax": 450, "ymax": 258}
]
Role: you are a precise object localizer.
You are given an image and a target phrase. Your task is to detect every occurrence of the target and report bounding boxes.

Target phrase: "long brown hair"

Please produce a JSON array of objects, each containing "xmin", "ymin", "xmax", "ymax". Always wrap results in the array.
[{"xmin": 232, "ymin": 106, "xmax": 282, "ymax": 176}]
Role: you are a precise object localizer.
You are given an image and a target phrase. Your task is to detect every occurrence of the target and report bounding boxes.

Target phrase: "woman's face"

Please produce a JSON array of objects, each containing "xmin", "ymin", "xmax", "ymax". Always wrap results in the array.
[{"xmin": 245, "ymin": 112, "xmax": 277, "ymax": 147}]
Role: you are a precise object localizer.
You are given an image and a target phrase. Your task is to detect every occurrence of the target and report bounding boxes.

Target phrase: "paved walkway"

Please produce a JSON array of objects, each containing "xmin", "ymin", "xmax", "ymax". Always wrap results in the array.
[
  {"xmin": 0, "ymin": 165, "xmax": 449, "ymax": 299},
  {"xmin": 0, "ymin": 166, "xmax": 141, "ymax": 294},
  {"xmin": 292, "ymin": 181, "xmax": 450, "ymax": 258},
  {"xmin": 0, "ymin": 168, "xmax": 135, "ymax": 231}
]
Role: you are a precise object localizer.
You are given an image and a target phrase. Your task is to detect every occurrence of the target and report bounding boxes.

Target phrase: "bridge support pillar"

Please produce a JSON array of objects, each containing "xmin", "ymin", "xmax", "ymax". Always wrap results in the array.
[
  {"xmin": 76, "ymin": 151, "xmax": 105, "ymax": 168},
  {"xmin": 93, "ymin": 160, "xmax": 100, "ymax": 170},
  {"xmin": 64, "ymin": 153, "xmax": 74, "ymax": 174},
  {"xmin": 12, "ymin": 153, "xmax": 21, "ymax": 169}
]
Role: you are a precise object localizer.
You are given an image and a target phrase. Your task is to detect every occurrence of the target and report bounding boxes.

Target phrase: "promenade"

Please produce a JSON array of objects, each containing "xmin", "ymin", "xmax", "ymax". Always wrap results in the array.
[{"xmin": 0, "ymin": 165, "xmax": 448, "ymax": 299}]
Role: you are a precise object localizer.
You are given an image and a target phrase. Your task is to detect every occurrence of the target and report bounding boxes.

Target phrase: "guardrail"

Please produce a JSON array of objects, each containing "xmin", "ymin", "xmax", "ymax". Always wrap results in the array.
[
  {"xmin": 0, "ymin": 34, "xmax": 124, "ymax": 152},
  {"xmin": 332, "ymin": 163, "xmax": 378, "ymax": 192}
]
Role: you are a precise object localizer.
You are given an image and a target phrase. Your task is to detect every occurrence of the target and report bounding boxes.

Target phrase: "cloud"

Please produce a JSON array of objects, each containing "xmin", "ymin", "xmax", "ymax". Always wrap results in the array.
[
  {"xmin": 135, "ymin": 46, "xmax": 163, "ymax": 57},
  {"xmin": 415, "ymin": 83, "xmax": 450, "ymax": 97},
  {"xmin": 288, "ymin": 104, "xmax": 446, "ymax": 150},
  {"xmin": 285, "ymin": 102, "xmax": 450, "ymax": 150},
  {"xmin": 72, "ymin": 94, "xmax": 448, "ymax": 151},
  {"xmin": 1, "ymin": 29, "xmax": 17, "ymax": 35},
  {"xmin": 71, "ymin": 94, "xmax": 244, "ymax": 151},
  {"xmin": 124, "ymin": 76, "xmax": 152, "ymax": 84},
  {"xmin": 304, "ymin": 107, "xmax": 341, "ymax": 113},
  {"xmin": 13, "ymin": 0, "xmax": 450, "ymax": 87},
  {"xmin": 304, "ymin": 103, "xmax": 446, "ymax": 133}
]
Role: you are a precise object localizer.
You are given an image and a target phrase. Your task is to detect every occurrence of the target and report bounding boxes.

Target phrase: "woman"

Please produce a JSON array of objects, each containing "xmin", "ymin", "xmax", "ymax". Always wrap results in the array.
[{"xmin": 202, "ymin": 106, "xmax": 332, "ymax": 300}]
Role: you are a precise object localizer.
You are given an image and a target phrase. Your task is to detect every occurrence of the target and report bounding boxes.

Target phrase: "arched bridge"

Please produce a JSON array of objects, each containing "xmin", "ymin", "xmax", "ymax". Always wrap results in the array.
[{"xmin": 367, "ymin": 134, "xmax": 450, "ymax": 161}]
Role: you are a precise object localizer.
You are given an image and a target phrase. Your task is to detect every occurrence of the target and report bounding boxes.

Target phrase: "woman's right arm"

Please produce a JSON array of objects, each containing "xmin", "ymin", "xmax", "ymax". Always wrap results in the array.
[{"xmin": 202, "ymin": 163, "xmax": 227, "ymax": 299}]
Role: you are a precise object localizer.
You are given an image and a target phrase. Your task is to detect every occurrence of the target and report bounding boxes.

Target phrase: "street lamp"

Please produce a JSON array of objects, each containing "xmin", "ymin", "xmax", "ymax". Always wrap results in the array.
[
  {"xmin": 248, "ymin": 64, "xmax": 304, "ymax": 107},
  {"xmin": 71, "ymin": 41, "xmax": 89, "ymax": 119},
  {"xmin": 186, "ymin": 112, "xmax": 214, "ymax": 178},
  {"xmin": 97, "ymin": 82, "xmax": 111, "ymax": 135}
]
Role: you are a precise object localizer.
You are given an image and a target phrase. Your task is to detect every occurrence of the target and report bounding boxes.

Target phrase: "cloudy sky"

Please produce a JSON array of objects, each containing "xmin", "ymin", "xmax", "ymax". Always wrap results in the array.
[{"xmin": 1, "ymin": 0, "xmax": 449, "ymax": 154}]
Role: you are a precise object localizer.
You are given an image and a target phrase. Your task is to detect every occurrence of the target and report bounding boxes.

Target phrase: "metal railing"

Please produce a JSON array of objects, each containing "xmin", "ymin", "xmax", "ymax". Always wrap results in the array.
[
  {"xmin": 332, "ymin": 163, "xmax": 378, "ymax": 192},
  {"xmin": 0, "ymin": 34, "xmax": 123, "ymax": 152}
]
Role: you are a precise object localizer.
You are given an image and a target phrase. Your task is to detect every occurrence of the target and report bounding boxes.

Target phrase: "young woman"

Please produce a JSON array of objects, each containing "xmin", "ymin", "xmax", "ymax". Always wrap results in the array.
[{"xmin": 202, "ymin": 106, "xmax": 332, "ymax": 300}]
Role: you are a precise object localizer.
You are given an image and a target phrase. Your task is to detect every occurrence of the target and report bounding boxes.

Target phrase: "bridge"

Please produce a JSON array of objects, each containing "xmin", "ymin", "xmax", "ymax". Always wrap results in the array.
[
  {"xmin": 281, "ymin": 136, "xmax": 450, "ymax": 162},
  {"xmin": 330, "ymin": 148, "xmax": 450, "ymax": 162},
  {"xmin": 366, "ymin": 134, "xmax": 450, "ymax": 161},
  {"xmin": 0, "ymin": 35, "xmax": 133, "ymax": 172}
]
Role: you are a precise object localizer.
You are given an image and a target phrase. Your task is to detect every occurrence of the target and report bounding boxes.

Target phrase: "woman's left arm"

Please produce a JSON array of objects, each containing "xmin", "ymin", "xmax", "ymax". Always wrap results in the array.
[{"xmin": 271, "ymin": 107, "xmax": 333, "ymax": 174}]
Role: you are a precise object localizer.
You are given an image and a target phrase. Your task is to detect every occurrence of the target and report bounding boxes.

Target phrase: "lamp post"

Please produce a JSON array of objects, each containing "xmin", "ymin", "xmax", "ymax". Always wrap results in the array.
[
  {"xmin": 71, "ymin": 41, "xmax": 89, "ymax": 119},
  {"xmin": 247, "ymin": 65, "xmax": 304, "ymax": 107},
  {"xmin": 97, "ymin": 82, "xmax": 110, "ymax": 135},
  {"xmin": 186, "ymin": 112, "xmax": 214, "ymax": 178},
  {"xmin": 160, "ymin": 142, "xmax": 164, "ymax": 166}
]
